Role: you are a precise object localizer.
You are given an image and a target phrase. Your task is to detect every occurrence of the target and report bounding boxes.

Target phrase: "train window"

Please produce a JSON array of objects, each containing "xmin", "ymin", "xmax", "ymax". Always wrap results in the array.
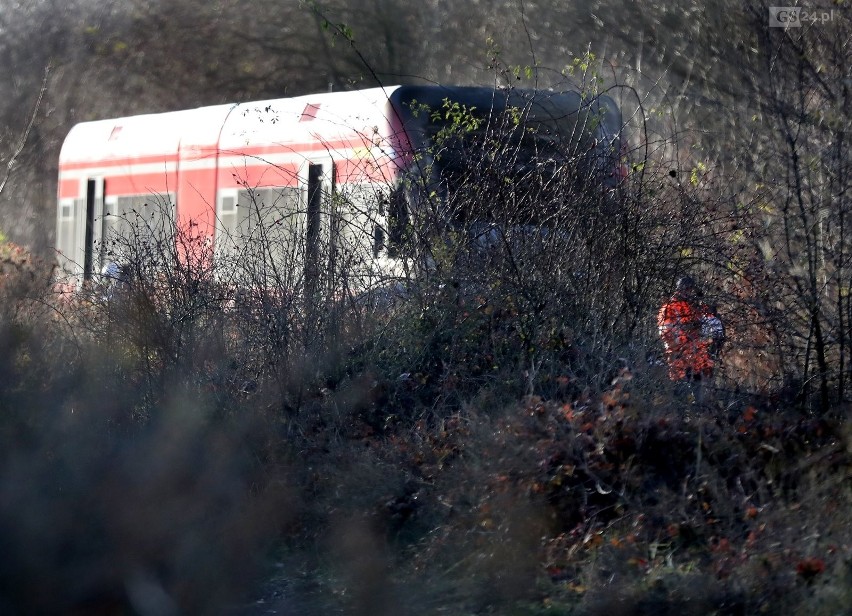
[
  {"xmin": 331, "ymin": 183, "xmax": 389, "ymax": 263},
  {"xmin": 387, "ymin": 187, "xmax": 409, "ymax": 257},
  {"xmin": 111, "ymin": 195, "xmax": 174, "ymax": 243},
  {"xmin": 218, "ymin": 196, "xmax": 237, "ymax": 244},
  {"xmin": 226, "ymin": 187, "xmax": 303, "ymax": 279},
  {"xmin": 373, "ymin": 224, "xmax": 385, "ymax": 258},
  {"xmin": 57, "ymin": 201, "xmax": 78, "ymax": 272},
  {"xmin": 235, "ymin": 187, "xmax": 302, "ymax": 238},
  {"xmin": 100, "ymin": 200, "xmax": 122, "ymax": 255}
]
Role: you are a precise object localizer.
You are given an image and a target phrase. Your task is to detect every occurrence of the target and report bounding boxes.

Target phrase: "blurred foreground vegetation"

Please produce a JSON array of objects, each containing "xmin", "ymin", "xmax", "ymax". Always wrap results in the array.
[{"xmin": 0, "ymin": 230, "xmax": 850, "ymax": 615}]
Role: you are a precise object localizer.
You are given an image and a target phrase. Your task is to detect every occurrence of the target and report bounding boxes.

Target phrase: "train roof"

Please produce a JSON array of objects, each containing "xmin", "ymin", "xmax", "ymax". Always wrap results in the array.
[
  {"xmin": 58, "ymin": 86, "xmax": 407, "ymax": 168},
  {"xmin": 58, "ymin": 85, "xmax": 621, "ymax": 169}
]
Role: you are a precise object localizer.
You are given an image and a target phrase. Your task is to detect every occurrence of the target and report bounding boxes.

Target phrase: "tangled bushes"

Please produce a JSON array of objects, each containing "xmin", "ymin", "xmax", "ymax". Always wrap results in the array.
[
  {"xmin": 326, "ymin": 373, "xmax": 850, "ymax": 615},
  {"xmin": 1, "ymin": 72, "xmax": 851, "ymax": 613}
]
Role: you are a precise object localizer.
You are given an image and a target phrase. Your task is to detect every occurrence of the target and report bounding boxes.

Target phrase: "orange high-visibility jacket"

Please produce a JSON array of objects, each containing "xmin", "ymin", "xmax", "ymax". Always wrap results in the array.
[{"xmin": 657, "ymin": 296, "xmax": 718, "ymax": 380}]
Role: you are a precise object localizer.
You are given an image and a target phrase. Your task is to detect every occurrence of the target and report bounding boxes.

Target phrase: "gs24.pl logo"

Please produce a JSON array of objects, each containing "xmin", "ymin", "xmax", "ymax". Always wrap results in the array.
[{"xmin": 769, "ymin": 7, "xmax": 841, "ymax": 27}]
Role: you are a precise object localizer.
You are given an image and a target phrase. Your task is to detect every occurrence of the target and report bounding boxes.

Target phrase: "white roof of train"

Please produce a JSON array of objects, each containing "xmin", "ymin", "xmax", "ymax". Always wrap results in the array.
[{"xmin": 59, "ymin": 86, "xmax": 405, "ymax": 166}]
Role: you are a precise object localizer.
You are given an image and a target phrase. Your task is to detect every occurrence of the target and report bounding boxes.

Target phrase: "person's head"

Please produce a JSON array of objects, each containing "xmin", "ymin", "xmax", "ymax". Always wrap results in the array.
[
  {"xmin": 100, "ymin": 261, "xmax": 130, "ymax": 285},
  {"xmin": 101, "ymin": 261, "xmax": 121, "ymax": 280},
  {"xmin": 675, "ymin": 275, "xmax": 699, "ymax": 298}
]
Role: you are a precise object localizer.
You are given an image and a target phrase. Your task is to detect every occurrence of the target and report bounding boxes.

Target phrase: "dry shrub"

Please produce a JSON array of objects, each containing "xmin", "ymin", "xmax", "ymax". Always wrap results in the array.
[
  {"xmin": 0, "ymin": 237, "xmax": 304, "ymax": 614},
  {"xmin": 334, "ymin": 369, "xmax": 851, "ymax": 615}
]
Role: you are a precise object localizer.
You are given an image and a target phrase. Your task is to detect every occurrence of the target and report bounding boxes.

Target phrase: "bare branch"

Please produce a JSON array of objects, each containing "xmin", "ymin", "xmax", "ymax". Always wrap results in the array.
[{"xmin": 0, "ymin": 63, "xmax": 50, "ymax": 198}]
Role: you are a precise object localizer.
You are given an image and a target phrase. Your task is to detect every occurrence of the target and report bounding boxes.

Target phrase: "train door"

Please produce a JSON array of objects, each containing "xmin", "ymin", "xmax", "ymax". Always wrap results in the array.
[
  {"xmin": 78, "ymin": 177, "xmax": 105, "ymax": 281},
  {"xmin": 301, "ymin": 157, "xmax": 334, "ymax": 341},
  {"xmin": 305, "ymin": 158, "xmax": 336, "ymax": 287}
]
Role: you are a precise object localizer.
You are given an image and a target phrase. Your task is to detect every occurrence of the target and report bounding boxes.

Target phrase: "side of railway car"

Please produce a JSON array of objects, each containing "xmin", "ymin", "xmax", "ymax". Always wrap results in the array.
[
  {"xmin": 56, "ymin": 84, "xmax": 624, "ymax": 287},
  {"xmin": 57, "ymin": 86, "xmax": 408, "ymax": 284}
]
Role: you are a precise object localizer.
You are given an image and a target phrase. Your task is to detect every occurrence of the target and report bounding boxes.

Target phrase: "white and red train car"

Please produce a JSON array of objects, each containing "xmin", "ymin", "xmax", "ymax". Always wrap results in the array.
[{"xmin": 56, "ymin": 85, "xmax": 623, "ymax": 284}]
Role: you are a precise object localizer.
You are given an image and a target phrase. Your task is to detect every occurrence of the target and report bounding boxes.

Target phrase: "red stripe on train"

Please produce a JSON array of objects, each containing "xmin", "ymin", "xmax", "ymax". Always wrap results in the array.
[
  {"xmin": 59, "ymin": 159, "xmax": 398, "ymax": 200},
  {"xmin": 58, "ymin": 134, "xmax": 396, "ymax": 172}
]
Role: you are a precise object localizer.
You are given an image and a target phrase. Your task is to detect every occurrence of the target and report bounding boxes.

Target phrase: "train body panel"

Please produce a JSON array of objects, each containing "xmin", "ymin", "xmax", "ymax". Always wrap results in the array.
[{"xmin": 56, "ymin": 87, "xmax": 410, "ymax": 282}]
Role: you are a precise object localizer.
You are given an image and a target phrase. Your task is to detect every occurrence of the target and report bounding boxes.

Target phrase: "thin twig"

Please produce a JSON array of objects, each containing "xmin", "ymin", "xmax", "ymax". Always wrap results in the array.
[{"xmin": 0, "ymin": 63, "xmax": 50, "ymax": 197}]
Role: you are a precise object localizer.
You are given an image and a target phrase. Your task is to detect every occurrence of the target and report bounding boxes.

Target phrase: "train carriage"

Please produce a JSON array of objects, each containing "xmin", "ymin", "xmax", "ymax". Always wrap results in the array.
[{"xmin": 56, "ymin": 84, "xmax": 623, "ymax": 288}]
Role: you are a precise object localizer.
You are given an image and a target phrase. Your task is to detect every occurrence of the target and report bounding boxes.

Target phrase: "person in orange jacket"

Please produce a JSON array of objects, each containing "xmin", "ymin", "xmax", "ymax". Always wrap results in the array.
[{"xmin": 657, "ymin": 276, "xmax": 725, "ymax": 384}]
